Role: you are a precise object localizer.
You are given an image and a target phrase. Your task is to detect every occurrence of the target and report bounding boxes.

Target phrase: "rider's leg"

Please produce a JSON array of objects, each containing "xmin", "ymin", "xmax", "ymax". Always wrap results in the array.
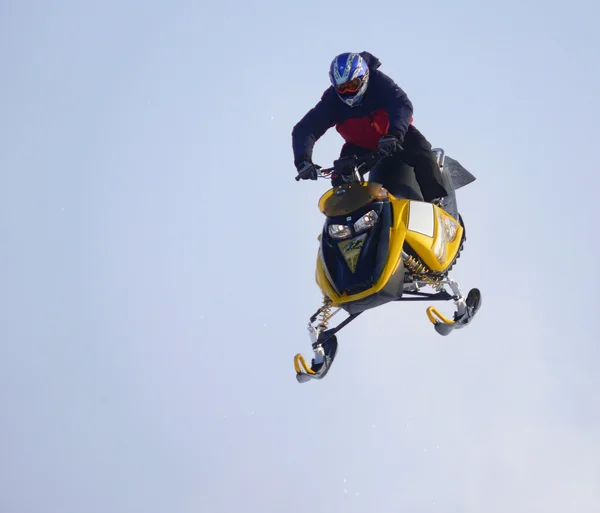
[
  {"xmin": 338, "ymin": 143, "xmax": 423, "ymax": 199},
  {"xmin": 369, "ymin": 153, "xmax": 423, "ymax": 201},
  {"xmin": 401, "ymin": 125, "xmax": 449, "ymax": 202}
]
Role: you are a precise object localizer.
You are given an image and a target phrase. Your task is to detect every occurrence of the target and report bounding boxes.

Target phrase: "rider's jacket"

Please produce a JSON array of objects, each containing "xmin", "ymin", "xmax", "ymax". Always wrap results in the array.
[{"xmin": 292, "ymin": 52, "xmax": 414, "ymax": 167}]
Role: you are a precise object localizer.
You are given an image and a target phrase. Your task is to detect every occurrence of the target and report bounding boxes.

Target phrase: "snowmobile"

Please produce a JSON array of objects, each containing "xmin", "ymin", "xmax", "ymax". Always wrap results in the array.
[{"xmin": 293, "ymin": 148, "xmax": 482, "ymax": 383}]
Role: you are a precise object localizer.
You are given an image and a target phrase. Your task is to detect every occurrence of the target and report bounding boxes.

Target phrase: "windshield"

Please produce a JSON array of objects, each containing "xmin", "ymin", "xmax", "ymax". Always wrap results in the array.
[{"xmin": 319, "ymin": 183, "xmax": 388, "ymax": 217}]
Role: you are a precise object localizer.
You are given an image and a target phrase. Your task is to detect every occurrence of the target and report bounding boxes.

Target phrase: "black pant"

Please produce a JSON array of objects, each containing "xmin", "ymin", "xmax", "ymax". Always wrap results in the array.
[
  {"xmin": 401, "ymin": 125, "xmax": 448, "ymax": 202},
  {"xmin": 368, "ymin": 152, "xmax": 423, "ymax": 200},
  {"xmin": 340, "ymin": 125, "xmax": 448, "ymax": 202}
]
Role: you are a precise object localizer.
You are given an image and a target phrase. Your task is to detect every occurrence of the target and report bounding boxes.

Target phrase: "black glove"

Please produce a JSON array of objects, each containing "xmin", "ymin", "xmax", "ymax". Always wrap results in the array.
[
  {"xmin": 295, "ymin": 160, "xmax": 320, "ymax": 181},
  {"xmin": 378, "ymin": 135, "xmax": 403, "ymax": 156}
]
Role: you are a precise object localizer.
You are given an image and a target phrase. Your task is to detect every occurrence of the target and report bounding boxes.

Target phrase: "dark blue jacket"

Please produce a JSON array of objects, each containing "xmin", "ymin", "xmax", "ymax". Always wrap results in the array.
[{"xmin": 292, "ymin": 52, "xmax": 414, "ymax": 167}]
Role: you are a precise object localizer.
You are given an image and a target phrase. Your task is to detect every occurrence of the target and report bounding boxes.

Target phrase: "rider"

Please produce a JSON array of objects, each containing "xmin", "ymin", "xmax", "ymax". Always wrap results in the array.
[{"xmin": 292, "ymin": 51, "xmax": 448, "ymax": 203}]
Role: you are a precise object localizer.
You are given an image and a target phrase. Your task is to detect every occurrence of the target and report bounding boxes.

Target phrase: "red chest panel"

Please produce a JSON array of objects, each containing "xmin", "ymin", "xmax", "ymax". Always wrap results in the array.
[{"xmin": 335, "ymin": 109, "xmax": 390, "ymax": 150}]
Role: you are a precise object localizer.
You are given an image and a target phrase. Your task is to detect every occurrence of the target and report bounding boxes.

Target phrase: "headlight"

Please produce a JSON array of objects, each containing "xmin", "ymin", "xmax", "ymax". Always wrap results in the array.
[
  {"xmin": 353, "ymin": 210, "xmax": 379, "ymax": 233},
  {"xmin": 442, "ymin": 216, "xmax": 458, "ymax": 242},
  {"xmin": 433, "ymin": 211, "xmax": 459, "ymax": 263},
  {"xmin": 328, "ymin": 224, "xmax": 351, "ymax": 239}
]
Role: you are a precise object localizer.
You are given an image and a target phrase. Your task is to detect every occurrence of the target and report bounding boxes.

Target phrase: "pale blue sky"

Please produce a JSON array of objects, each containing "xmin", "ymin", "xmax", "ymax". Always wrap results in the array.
[{"xmin": 1, "ymin": 1, "xmax": 599, "ymax": 512}]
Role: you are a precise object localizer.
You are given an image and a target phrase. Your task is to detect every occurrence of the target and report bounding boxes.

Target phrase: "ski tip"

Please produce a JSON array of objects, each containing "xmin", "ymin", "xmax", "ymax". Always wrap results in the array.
[
  {"xmin": 296, "ymin": 373, "xmax": 313, "ymax": 384},
  {"xmin": 434, "ymin": 322, "xmax": 455, "ymax": 336}
]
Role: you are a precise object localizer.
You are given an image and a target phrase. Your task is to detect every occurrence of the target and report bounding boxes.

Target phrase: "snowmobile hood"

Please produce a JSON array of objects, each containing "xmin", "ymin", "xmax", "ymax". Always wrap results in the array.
[{"xmin": 359, "ymin": 51, "xmax": 382, "ymax": 71}]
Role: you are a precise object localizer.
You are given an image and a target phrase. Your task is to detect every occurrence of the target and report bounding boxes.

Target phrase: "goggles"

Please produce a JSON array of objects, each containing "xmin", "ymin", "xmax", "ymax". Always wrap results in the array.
[{"xmin": 335, "ymin": 77, "xmax": 362, "ymax": 94}]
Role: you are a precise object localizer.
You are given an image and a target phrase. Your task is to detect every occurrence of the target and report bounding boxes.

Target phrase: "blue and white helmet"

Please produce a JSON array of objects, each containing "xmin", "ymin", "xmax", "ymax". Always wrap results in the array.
[{"xmin": 329, "ymin": 52, "xmax": 370, "ymax": 107}]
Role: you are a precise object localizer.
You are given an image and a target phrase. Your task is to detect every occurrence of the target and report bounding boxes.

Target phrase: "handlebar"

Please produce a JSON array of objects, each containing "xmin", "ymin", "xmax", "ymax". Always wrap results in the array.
[
  {"xmin": 294, "ymin": 165, "xmax": 334, "ymax": 182},
  {"xmin": 295, "ymin": 152, "xmax": 384, "ymax": 182}
]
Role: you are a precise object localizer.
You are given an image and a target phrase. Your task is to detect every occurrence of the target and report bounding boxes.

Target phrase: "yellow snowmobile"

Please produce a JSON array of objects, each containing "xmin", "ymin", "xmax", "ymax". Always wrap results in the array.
[{"xmin": 293, "ymin": 148, "xmax": 482, "ymax": 383}]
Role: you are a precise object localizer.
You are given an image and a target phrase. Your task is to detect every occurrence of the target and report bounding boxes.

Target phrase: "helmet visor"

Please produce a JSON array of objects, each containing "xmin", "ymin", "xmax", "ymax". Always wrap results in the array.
[{"xmin": 335, "ymin": 77, "xmax": 363, "ymax": 94}]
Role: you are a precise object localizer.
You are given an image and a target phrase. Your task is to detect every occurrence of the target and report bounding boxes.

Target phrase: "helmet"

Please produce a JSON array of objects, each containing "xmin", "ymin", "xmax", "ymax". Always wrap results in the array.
[{"xmin": 329, "ymin": 53, "xmax": 370, "ymax": 107}]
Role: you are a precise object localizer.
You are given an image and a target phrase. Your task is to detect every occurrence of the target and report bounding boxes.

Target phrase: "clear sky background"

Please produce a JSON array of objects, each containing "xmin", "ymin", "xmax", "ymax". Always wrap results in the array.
[{"xmin": 2, "ymin": 1, "xmax": 599, "ymax": 512}]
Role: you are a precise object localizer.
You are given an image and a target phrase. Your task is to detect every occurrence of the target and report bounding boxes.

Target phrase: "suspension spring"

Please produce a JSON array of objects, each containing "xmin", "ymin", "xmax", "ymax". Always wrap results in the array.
[
  {"xmin": 404, "ymin": 255, "xmax": 445, "ymax": 291},
  {"xmin": 318, "ymin": 296, "xmax": 333, "ymax": 330}
]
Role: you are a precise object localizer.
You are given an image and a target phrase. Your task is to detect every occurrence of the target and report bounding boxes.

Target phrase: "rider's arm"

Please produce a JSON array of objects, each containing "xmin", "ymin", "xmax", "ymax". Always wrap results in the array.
[
  {"xmin": 292, "ymin": 89, "xmax": 338, "ymax": 167},
  {"xmin": 378, "ymin": 73, "xmax": 414, "ymax": 142}
]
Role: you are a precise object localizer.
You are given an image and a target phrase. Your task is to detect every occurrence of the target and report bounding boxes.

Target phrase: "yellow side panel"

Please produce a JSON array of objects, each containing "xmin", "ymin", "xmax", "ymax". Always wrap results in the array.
[{"xmin": 404, "ymin": 204, "xmax": 463, "ymax": 272}]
